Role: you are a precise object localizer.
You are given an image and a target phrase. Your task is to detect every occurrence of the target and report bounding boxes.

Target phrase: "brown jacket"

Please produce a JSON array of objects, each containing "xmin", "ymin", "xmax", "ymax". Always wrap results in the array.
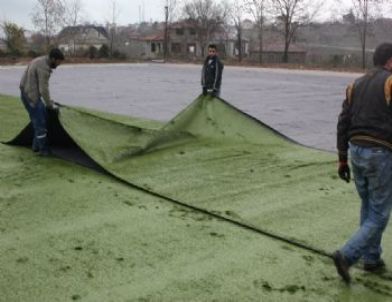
[{"xmin": 20, "ymin": 56, "xmax": 53, "ymax": 107}]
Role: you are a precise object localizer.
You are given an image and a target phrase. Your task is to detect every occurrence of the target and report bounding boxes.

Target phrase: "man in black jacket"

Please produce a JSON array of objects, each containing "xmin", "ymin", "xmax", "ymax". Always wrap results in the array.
[
  {"xmin": 201, "ymin": 44, "xmax": 224, "ymax": 98},
  {"xmin": 333, "ymin": 43, "xmax": 392, "ymax": 283}
]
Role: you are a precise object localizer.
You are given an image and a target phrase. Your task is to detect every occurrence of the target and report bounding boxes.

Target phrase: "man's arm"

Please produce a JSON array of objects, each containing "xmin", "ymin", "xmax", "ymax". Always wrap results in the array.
[
  {"xmin": 336, "ymin": 84, "xmax": 353, "ymax": 182},
  {"xmin": 337, "ymin": 85, "xmax": 353, "ymax": 162},
  {"xmin": 37, "ymin": 67, "xmax": 54, "ymax": 108},
  {"xmin": 212, "ymin": 59, "xmax": 223, "ymax": 91}
]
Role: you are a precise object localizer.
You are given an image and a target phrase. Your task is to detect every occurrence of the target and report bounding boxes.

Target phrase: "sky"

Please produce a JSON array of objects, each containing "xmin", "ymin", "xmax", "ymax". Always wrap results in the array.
[
  {"xmin": 0, "ymin": 0, "xmax": 167, "ymax": 30},
  {"xmin": 0, "ymin": 0, "xmax": 391, "ymax": 31}
]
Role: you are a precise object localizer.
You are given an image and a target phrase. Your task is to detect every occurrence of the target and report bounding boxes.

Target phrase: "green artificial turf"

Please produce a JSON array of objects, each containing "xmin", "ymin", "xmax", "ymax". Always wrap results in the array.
[
  {"xmin": 59, "ymin": 95, "xmax": 360, "ymax": 253},
  {"xmin": 1, "ymin": 94, "xmax": 392, "ymax": 302}
]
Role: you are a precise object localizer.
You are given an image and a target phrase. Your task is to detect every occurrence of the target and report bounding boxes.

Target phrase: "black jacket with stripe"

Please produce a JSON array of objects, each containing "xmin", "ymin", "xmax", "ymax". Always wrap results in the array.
[{"xmin": 201, "ymin": 56, "xmax": 224, "ymax": 91}]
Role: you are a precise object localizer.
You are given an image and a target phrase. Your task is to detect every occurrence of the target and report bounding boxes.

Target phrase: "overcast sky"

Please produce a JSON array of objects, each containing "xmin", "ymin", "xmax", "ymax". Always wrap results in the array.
[
  {"xmin": 0, "ymin": 0, "xmax": 167, "ymax": 30},
  {"xmin": 0, "ymin": 0, "xmax": 391, "ymax": 31}
]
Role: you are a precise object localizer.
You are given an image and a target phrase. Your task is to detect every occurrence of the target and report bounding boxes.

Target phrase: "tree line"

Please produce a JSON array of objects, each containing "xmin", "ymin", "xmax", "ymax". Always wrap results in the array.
[{"xmin": 1, "ymin": 0, "xmax": 391, "ymax": 68}]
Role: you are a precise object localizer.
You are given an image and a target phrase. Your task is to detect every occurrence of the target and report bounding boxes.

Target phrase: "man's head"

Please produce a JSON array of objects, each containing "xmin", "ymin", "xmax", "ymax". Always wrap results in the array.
[
  {"xmin": 373, "ymin": 43, "xmax": 392, "ymax": 70},
  {"xmin": 208, "ymin": 44, "xmax": 218, "ymax": 58},
  {"xmin": 48, "ymin": 48, "xmax": 65, "ymax": 69}
]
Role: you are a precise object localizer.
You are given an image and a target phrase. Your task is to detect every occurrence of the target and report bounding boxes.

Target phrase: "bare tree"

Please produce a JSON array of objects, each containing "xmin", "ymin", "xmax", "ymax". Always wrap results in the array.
[
  {"xmin": 63, "ymin": 0, "xmax": 84, "ymax": 26},
  {"xmin": 270, "ymin": 0, "xmax": 321, "ymax": 63},
  {"xmin": 182, "ymin": 0, "xmax": 229, "ymax": 57},
  {"xmin": 348, "ymin": 0, "xmax": 385, "ymax": 69},
  {"xmin": 230, "ymin": 1, "xmax": 246, "ymax": 62},
  {"xmin": 61, "ymin": 0, "xmax": 84, "ymax": 56},
  {"xmin": 246, "ymin": 0, "xmax": 268, "ymax": 64},
  {"xmin": 32, "ymin": 0, "xmax": 65, "ymax": 50},
  {"xmin": 163, "ymin": 0, "xmax": 179, "ymax": 60},
  {"xmin": 107, "ymin": 0, "xmax": 120, "ymax": 58}
]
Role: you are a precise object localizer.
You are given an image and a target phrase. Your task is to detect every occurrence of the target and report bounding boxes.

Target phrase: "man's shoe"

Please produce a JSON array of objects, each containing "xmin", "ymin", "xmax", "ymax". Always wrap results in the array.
[
  {"xmin": 364, "ymin": 259, "xmax": 386, "ymax": 273},
  {"xmin": 332, "ymin": 250, "xmax": 351, "ymax": 283}
]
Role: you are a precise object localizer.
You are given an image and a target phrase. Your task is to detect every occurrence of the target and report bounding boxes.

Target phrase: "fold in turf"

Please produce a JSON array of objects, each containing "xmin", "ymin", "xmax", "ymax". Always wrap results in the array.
[{"xmin": 6, "ymin": 95, "xmax": 366, "ymax": 256}]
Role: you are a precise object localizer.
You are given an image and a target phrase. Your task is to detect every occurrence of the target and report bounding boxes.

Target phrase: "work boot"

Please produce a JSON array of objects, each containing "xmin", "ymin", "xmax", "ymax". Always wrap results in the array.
[
  {"xmin": 38, "ymin": 149, "xmax": 53, "ymax": 157},
  {"xmin": 364, "ymin": 259, "xmax": 386, "ymax": 273},
  {"xmin": 32, "ymin": 140, "xmax": 39, "ymax": 152},
  {"xmin": 332, "ymin": 250, "xmax": 351, "ymax": 284}
]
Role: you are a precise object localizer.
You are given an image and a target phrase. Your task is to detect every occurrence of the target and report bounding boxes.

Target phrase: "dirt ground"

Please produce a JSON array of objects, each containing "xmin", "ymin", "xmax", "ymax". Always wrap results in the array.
[{"xmin": 0, "ymin": 63, "xmax": 362, "ymax": 151}]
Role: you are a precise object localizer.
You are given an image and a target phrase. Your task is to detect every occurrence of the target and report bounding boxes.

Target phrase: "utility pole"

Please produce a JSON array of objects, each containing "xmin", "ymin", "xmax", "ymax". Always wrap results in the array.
[
  {"xmin": 164, "ymin": 1, "xmax": 169, "ymax": 61},
  {"xmin": 109, "ymin": 0, "xmax": 117, "ymax": 58},
  {"xmin": 361, "ymin": 0, "xmax": 369, "ymax": 69}
]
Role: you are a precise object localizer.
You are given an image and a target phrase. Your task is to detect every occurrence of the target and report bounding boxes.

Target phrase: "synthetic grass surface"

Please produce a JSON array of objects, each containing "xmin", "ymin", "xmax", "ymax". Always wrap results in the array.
[
  {"xmin": 1, "ymin": 94, "xmax": 392, "ymax": 301},
  {"xmin": 59, "ymin": 95, "xmax": 359, "ymax": 253}
]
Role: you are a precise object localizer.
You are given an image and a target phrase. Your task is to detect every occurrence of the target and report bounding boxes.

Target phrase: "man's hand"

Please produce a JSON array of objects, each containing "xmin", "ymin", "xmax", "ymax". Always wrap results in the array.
[
  {"xmin": 211, "ymin": 89, "xmax": 218, "ymax": 97},
  {"xmin": 202, "ymin": 87, "xmax": 207, "ymax": 96},
  {"xmin": 47, "ymin": 103, "xmax": 59, "ymax": 114},
  {"xmin": 338, "ymin": 161, "xmax": 351, "ymax": 183}
]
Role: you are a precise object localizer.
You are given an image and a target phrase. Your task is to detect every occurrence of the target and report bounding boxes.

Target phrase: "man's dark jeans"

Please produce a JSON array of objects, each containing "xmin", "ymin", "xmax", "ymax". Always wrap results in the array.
[{"xmin": 20, "ymin": 90, "xmax": 49, "ymax": 154}]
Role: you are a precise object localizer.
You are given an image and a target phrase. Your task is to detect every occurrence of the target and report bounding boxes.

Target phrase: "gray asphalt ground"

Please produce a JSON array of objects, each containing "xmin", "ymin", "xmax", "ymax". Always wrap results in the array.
[{"xmin": 0, "ymin": 63, "xmax": 361, "ymax": 151}]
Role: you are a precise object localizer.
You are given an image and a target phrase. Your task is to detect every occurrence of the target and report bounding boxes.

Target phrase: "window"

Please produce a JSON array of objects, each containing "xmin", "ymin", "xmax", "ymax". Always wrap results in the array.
[
  {"xmin": 187, "ymin": 44, "xmax": 196, "ymax": 54},
  {"xmin": 171, "ymin": 43, "xmax": 182, "ymax": 53},
  {"xmin": 151, "ymin": 43, "xmax": 156, "ymax": 52},
  {"xmin": 176, "ymin": 28, "xmax": 184, "ymax": 35},
  {"xmin": 189, "ymin": 28, "xmax": 196, "ymax": 35}
]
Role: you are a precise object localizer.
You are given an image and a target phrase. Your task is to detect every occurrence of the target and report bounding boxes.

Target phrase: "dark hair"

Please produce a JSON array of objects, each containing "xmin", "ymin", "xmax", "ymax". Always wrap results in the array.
[
  {"xmin": 208, "ymin": 44, "xmax": 217, "ymax": 50},
  {"xmin": 49, "ymin": 48, "xmax": 65, "ymax": 60},
  {"xmin": 373, "ymin": 43, "xmax": 392, "ymax": 66}
]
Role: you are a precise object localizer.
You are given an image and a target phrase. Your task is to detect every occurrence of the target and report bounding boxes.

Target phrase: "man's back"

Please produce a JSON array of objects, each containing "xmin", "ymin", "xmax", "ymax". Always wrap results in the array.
[
  {"xmin": 347, "ymin": 68, "xmax": 392, "ymax": 147},
  {"xmin": 20, "ymin": 56, "xmax": 52, "ymax": 105}
]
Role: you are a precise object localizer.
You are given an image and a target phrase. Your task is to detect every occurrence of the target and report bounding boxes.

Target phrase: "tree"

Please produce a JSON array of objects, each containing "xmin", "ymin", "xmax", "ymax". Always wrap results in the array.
[
  {"xmin": 63, "ymin": 0, "xmax": 84, "ymax": 26},
  {"xmin": 106, "ymin": 0, "xmax": 120, "ymax": 58},
  {"xmin": 230, "ymin": 1, "xmax": 246, "ymax": 62},
  {"xmin": 62, "ymin": 0, "xmax": 84, "ymax": 56},
  {"xmin": 246, "ymin": 0, "xmax": 268, "ymax": 64},
  {"xmin": 348, "ymin": 0, "xmax": 386, "ymax": 69},
  {"xmin": 183, "ymin": 0, "xmax": 229, "ymax": 57},
  {"xmin": 163, "ymin": 0, "xmax": 179, "ymax": 59},
  {"xmin": 0, "ymin": 22, "xmax": 27, "ymax": 56},
  {"xmin": 29, "ymin": 32, "xmax": 47, "ymax": 54},
  {"xmin": 98, "ymin": 44, "xmax": 109, "ymax": 58},
  {"xmin": 31, "ymin": 0, "xmax": 65, "ymax": 50},
  {"xmin": 270, "ymin": 0, "xmax": 321, "ymax": 63}
]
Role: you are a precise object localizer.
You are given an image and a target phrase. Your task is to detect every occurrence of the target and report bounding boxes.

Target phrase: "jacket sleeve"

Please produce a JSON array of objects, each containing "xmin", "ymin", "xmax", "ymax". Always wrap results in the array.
[
  {"xmin": 337, "ymin": 96, "xmax": 352, "ymax": 162},
  {"xmin": 201, "ymin": 62, "xmax": 206, "ymax": 87},
  {"xmin": 37, "ymin": 67, "xmax": 53, "ymax": 107},
  {"xmin": 213, "ymin": 60, "xmax": 223, "ymax": 90}
]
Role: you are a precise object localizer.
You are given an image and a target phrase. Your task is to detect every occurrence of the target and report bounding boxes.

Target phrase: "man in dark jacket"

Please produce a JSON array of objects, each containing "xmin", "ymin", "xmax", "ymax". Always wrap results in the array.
[
  {"xmin": 20, "ymin": 48, "xmax": 64, "ymax": 156},
  {"xmin": 334, "ymin": 43, "xmax": 392, "ymax": 283},
  {"xmin": 201, "ymin": 44, "xmax": 224, "ymax": 98}
]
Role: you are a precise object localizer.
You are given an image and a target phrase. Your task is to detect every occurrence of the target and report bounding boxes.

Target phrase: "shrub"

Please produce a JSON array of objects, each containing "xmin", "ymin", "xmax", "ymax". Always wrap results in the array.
[
  {"xmin": 86, "ymin": 46, "xmax": 98, "ymax": 59},
  {"xmin": 112, "ymin": 50, "xmax": 127, "ymax": 60},
  {"xmin": 98, "ymin": 44, "xmax": 109, "ymax": 58},
  {"xmin": 27, "ymin": 49, "xmax": 40, "ymax": 58}
]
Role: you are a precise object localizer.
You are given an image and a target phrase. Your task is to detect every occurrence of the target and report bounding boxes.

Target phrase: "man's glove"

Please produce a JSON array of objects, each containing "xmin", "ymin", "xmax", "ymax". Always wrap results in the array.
[
  {"xmin": 211, "ymin": 89, "xmax": 218, "ymax": 97},
  {"xmin": 202, "ymin": 87, "xmax": 207, "ymax": 96},
  {"xmin": 338, "ymin": 161, "xmax": 350, "ymax": 183}
]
